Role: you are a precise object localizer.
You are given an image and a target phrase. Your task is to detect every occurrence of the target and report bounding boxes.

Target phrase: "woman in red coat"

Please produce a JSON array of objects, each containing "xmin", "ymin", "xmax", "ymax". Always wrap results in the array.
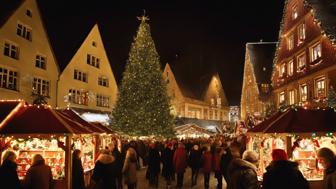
[
  {"xmin": 173, "ymin": 143, "xmax": 187, "ymax": 189},
  {"xmin": 201, "ymin": 146, "xmax": 213, "ymax": 189}
]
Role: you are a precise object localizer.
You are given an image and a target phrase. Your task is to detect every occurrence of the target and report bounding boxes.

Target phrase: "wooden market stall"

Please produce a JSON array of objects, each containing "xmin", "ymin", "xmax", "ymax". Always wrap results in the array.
[
  {"xmin": 247, "ymin": 107, "xmax": 336, "ymax": 188},
  {"xmin": 175, "ymin": 124, "xmax": 214, "ymax": 138}
]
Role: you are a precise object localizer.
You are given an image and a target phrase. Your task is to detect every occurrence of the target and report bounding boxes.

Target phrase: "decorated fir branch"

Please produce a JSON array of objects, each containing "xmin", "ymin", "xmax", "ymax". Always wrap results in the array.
[{"xmin": 112, "ymin": 14, "xmax": 175, "ymax": 137}]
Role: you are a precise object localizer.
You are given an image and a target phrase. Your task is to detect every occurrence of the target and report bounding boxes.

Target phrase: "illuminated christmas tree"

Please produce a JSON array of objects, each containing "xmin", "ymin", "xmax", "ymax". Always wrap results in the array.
[
  {"xmin": 112, "ymin": 15, "xmax": 174, "ymax": 137},
  {"xmin": 327, "ymin": 86, "xmax": 336, "ymax": 108}
]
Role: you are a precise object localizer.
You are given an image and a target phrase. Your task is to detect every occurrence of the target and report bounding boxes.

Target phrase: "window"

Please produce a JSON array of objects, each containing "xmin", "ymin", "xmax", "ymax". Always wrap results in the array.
[
  {"xmin": 74, "ymin": 69, "xmax": 88, "ymax": 82},
  {"xmin": 310, "ymin": 43, "xmax": 322, "ymax": 62},
  {"xmin": 92, "ymin": 41, "xmax": 97, "ymax": 47},
  {"xmin": 279, "ymin": 91, "xmax": 285, "ymax": 104},
  {"xmin": 26, "ymin": 9, "xmax": 32, "ymax": 17},
  {"xmin": 68, "ymin": 89, "xmax": 88, "ymax": 105},
  {"xmin": 35, "ymin": 55, "xmax": 46, "ymax": 70},
  {"xmin": 87, "ymin": 54, "xmax": 100, "ymax": 68},
  {"xmin": 4, "ymin": 42, "xmax": 19, "ymax": 59},
  {"xmin": 98, "ymin": 76, "xmax": 109, "ymax": 87},
  {"xmin": 96, "ymin": 94, "xmax": 110, "ymax": 107},
  {"xmin": 287, "ymin": 34, "xmax": 294, "ymax": 50},
  {"xmin": 289, "ymin": 90, "xmax": 295, "ymax": 105},
  {"xmin": 297, "ymin": 53, "xmax": 306, "ymax": 71},
  {"xmin": 315, "ymin": 77, "xmax": 326, "ymax": 98},
  {"xmin": 0, "ymin": 67, "xmax": 18, "ymax": 91},
  {"xmin": 298, "ymin": 24, "xmax": 305, "ymax": 44},
  {"xmin": 300, "ymin": 84, "xmax": 308, "ymax": 102},
  {"xmin": 32, "ymin": 78, "xmax": 49, "ymax": 97},
  {"xmin": 209, "ymin": 110, "xmax": 213, "ymax": 120},
  {"xmin": 288, "ymin": 60, "xmax": 294, "ymax": 76},
  {"xmin": 17, "ymin": 23, "xmax": 32, "ymax": 41},
  {"xmin": 279, "ymin": 63, "xmax": 286, "ymax": 77},
  {"xmin": 214, "ymin": 110, "xmax": 218, "ymax": 120},
  {"xmin": 261, "ymin": 84, "xmax": 270, "ymax": 93},
  {"xmin": 211, "ymin": 98, "xmax": 215, "ymax": 106},
  {"xmin": 292, "ymin": 5, "xmax": 298, "ymax": 20},
  {"xmin": 217, "ymin": 98, "xmax": 221, "ymax": 107}
]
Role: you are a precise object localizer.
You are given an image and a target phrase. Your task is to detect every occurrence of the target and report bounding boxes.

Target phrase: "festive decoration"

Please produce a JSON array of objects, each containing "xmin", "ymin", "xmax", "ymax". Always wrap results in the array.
[
  {"xmin": 112, "ymin": 14, "xmax": 174, "ymax": 137},
  {"xmin": 327, "ymin": 86, "xmax": 336, "ymax": 108}
]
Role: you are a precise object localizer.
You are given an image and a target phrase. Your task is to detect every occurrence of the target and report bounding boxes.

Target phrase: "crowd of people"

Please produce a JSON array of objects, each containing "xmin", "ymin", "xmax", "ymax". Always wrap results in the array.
[{"xmin": 0, "ymin": 136, "xmax": 335, "ymax": 189}]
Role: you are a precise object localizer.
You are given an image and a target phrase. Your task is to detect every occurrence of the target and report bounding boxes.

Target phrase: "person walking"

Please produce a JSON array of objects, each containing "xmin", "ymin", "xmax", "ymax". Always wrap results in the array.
[
  {"xmin": 227, "ymin": 150, "xmax": 260, "ymax": 189},
  {"xmin": 161, "ymin": 143, "xmax": 174, "ymax": 188},
  {"xmin": 72, "ymin": 149, "xmax": 85, "ymax": 189},
  {"xmin": 213, "ymin": 147, "xmax": 224, "ymax": 189},
  {"xmin": 173, "ymin": 143, "xmax": 188, "ymax": 189},
  {"xmin": 23, "ymin": 154, "xmax": 53, "ymax": 189},
  {"xmin": 91, "ymin": 149, "xmax": 117, "ymax": 189},
  {"xmin": 122, "ymin": 147, "xmax": 138, "ymax": 189},
  {"xmin": 109, "ymin": 142, "xmax": 124, "ymax": 189},
  {"xmin": 188, "ymin": 144, "xmax": 202, "ymax": 186},
  {"xmin": 262, "ymin": 149, "xmax": 309, "ymax": 189},
  {"xmin": 201, "ymin": 146, "xmax": 213, "ymax": 189},
  {"xmin": 220, "ymin": 143, "xmax": 233, "ymax": 184},
  {"xmin": 317, "ymin": 147, "xmax": 336, "ymax": 189},
  {"xmin": 148, "ymin": 143, "xmax": 161, "ymax": 188},
  {"xmin": 0, "ymin": 151, "xmax": 21, "ymax": 189}
]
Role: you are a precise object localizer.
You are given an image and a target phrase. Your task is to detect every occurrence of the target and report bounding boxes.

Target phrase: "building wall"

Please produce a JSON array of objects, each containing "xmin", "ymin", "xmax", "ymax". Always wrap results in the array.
[
  {"xmin": 0, "ymin": 0, "xmax": 59, "ymax": 106},
  {"xmin": 272, "ymin": 0, "xmax": 336, "ymax": 108},
  {"xmin": 57, "ymin": 24, "xmax": 118, "ymax": 113},
  {"xmin": 203, "ymin": 74, "xmax": 229, "ymax": 107}
]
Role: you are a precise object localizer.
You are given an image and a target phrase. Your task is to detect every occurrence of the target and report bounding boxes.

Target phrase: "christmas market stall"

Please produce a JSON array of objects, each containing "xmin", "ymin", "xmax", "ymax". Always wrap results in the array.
[
  {"xmin": 175, "ymin": 124, "xmax": 214, "ymax": 138},
  {"xmin": 0, "ymin": 101, "xmax": 93, "ymax": 189},
  {"xmin": 247, "ymin": 107, "xmax": 336, "ymax": 187}
]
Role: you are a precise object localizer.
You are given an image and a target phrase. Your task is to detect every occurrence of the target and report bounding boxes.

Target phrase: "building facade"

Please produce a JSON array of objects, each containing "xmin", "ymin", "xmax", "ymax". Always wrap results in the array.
[
  {"xmin": 272, "ymin": 0, "xmax": 336, "ymax": 108},
  {"xmin": 57, "ymin": 24, "xmax": 118, "ymax": 113},
  {"xmin": 0, "ymin": 0, "xmax": 59, "ymax": 106},
  {"xmin": 240, "ymin": 42, "xmax": 276, "ymax": 120},
  {"xmin": 163, "ymin": 63, "xmax": 229, "ymax": 121}
]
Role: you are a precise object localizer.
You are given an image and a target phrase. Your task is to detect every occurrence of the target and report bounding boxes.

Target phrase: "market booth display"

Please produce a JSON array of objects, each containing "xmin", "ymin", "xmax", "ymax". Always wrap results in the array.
[
  {"xmin": 175, "ymin": 124, "xmax": 214, "ymax": 138},
  {"xmin": 247, "ymin": 108, "xmax": 336, "ymax": 188}
]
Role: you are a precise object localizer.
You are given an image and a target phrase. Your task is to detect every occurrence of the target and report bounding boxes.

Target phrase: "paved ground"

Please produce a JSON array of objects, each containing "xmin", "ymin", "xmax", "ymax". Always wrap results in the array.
[{"xmin": 136, "ymin": 167, "xmax": 227, "ymax": 189}]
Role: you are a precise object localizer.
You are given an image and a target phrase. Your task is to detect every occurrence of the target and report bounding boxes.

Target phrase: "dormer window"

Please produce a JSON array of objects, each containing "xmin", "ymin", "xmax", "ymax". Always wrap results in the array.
[{"xmin": 292, "ymin": 5, "xmax": 298, "ymax": 20}]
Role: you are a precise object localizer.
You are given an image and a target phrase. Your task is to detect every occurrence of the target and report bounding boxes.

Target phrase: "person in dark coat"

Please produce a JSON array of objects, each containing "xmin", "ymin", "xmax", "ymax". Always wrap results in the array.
[
  {"xmin": 147, "ymin": 143, "xmax": 161, "ymax": 188},
  {"xmin": 227, "ymin": 150, "xmax": 260, "ymax": 189},
  {"xmin": 92, "ymin": 149, "xmax": 117, "ymax": 189},
  {"xmin": 72, "ymin": 149, "xmax": 85, "ymax": 189},
  {"xmin": 0, "ymin": 151, "xmax": 21, "ymax": 189},
  {"xmin": 161, "ymin": 143, "xmax": 174, "ymax": 187},
  {"xmin": 173, "ymin": 143, "xmax": 188, "ymax": 189},
  {"xmin": 23, "ymin": 154, "xmax": 53, "ymax": 189},
  {"xmin": 213, "ymin": 147, "xmax": 224, "ymax": 189},
  {"xmin": 109, "ymin": 142, "xmax": 124, "ymax": 189},
  {"xmin": 262, "ymin": 149, "xmax": 309, "ymax": 189},
  {"xmin": 317, "ymin": 147, "xmax": 336, "ymax": 189},
  {"xmin": 188, "ymin": 144, "xmax": 202, "ymax": 186},
  {"xmin": 220, "ymin": 144, "xmax": 233, "ymax": 183},
  {"xmin": 201, "ymin": 146, "xmax": 213, "ymax": 189}
]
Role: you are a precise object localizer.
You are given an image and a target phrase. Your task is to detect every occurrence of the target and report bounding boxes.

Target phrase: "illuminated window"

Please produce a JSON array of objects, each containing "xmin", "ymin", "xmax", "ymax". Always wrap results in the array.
[
  {"xmin": 315, "ymin": 77, "xmax": 326, "ymax": 98},
  {"xmin": 217, "ymin": 98, "xmax": 221, "ymax": 107},
  {"xmin": 310, "ymin": 43, "xmax": 322, "ymax": 62},
  {"xmin": 0, "ymin": 67, "xmax": 18, "ymax": 91},
  {"xmin": 288, "ymin": 60, "xmax": 294, "ymax": 76},
  {"xmin": 297, "ymin": 53, "xmax": 306, "ymax": 71},
  {"xmin": 298, "ymin": 23, "xmax": 305, "ymax": 44},
  {"xmin": 279, "ymin": 91, "xmax": 285, "ymax": 104},
  {"xmin": 33, "ymin": 78, "xmax": 49, "ymax": 97},
  {"xmin": 261, "ymin": 84, "xmax": 270, "ymax": 93},
  {"xmin": 289, "ymin": 90, "xmax": 295, "ymax": 105},
  {"xmin": 211, "ymin": 98, "xmax": 215, "ymax": 106},
  {"xmin": 96, "ymin": 94, "xmax": 110, "ymax": 107},
  {"xmin": 300, "ymin": 84, "xmax": 308, "ymax": 102},
  {"xmin": 292, "ymin": 5, "xmax": 298, "ymax": 20},
  {"xmin": 279, "ymin": 63, "xmax": 286, "ymax": 77},
  {"xmin": 68, "ymin": 89, "xmax": 88, "ymax": 105},
  {"xmin": 287, "ymin": 34, "xmax": 294, "ymax": 50}
]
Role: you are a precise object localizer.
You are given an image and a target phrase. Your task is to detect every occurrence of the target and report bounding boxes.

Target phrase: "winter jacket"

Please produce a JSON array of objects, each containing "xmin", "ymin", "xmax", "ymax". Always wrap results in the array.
[
  {"xmin": 0, "ymin": 160, "xmax": 21, "ymax": 189},
  {"xmin": 122, "ymin": 157, "xmax": 137, "ymax": 184},
  {"xmin": 201, "ymin": 152, "xmax": 213, "ymax": 173},
  {"xmin": 72, "ymin": 157, "xmax": 85, "ymax": 189},
  {"xmin": 23, "ymin": 160, "xmax": 53, "ymax": 189},
  {"xmin": 324, "ymin": 158, "xmax": 336, "ymax": 189},
  {"xmin": 173, "ymin": 147, "xmax": 188, "ymax": 173},
  {"xmin": 161, "ymin": 147, "xmax": 174, "ymax": 178},
  {"xmin": 188, "ymin": 149, "xmax": 202, "ymax": 169},
  {"xmin": 213, "ymin": 151, "xmax": 222, "ymax": 172},
  {"xmin": 227, "ymin": 158, "xmax": 260, "ymax": 189},
  {"xmin": 262, "ymin": 160, "xmax": 309, "ymax": 189},
  {"xmin": 92, "ymin": 154, "xmax": 117, "ymax": 189},
  {"xmin": 221, "ymin": 147, "xmax": 233, "ymax": 180},
  {"xmin": 148, "ymin": 148, "xmax": 161, "ymax": 175}
]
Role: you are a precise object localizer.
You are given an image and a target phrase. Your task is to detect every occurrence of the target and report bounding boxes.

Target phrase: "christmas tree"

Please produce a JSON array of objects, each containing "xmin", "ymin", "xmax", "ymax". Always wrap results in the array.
[
  {"xmin": 327, "ymin": 86, "xmax": 336, "ymax": 108},
  {"xmin": 112, "ymin": 15, "xmax": 175, "ymax": 137}
]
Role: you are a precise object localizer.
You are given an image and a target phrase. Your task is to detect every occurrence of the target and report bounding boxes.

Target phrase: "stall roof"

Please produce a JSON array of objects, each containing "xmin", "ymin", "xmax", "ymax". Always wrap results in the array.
[
  {"xmin": 248, "ymin": 111, "xmax": 283, "ymax": 133},
  {"xmin": 91, "ymin": 122, "xmax": 114, "ymax": 134},
  {"xmin": 175, "ymin": 124, "xmax": 213, "ymax": 136},
  {"xmin": 248, "ymin": 108, "xmax": 336, "ymax": 134}
]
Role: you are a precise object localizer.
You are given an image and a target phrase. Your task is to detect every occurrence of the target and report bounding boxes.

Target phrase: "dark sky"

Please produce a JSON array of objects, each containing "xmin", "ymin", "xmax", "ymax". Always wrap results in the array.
[{"xmin": 38, "ymin": 0, "xmax": 285, "ymax": 106}]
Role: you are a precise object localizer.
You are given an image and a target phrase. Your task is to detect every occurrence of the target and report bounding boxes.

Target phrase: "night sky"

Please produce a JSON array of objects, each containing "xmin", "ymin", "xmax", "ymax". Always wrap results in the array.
[{"xmin": 38, "ymin": 0, "xmax": 285, "ymax": 106}]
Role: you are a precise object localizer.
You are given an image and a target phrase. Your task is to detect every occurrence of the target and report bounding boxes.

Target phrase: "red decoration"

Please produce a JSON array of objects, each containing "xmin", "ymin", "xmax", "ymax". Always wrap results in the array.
[
  {"xmin": 312, "ymin": 139, "xmax": 320, "ymax": 148},
  {"xmin": 0, "ymin": 138, "xmax": 12, "ymax": 152},
  {"xmin": 57, "ymin": 139, "xmax": 66, "ymax": 151}
]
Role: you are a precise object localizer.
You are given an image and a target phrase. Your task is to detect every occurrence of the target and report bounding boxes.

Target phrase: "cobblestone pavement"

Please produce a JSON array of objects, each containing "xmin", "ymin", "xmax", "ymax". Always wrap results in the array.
[{"xmin": 136, "ymin": 167, "xmax": 227, "ymax": 189}]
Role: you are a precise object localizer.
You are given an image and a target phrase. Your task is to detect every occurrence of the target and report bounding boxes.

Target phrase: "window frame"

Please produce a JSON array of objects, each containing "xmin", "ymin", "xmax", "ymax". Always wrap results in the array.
[
  {"xmin": 299, "ymin": 83, "xmax": 308, "ymax": 102},
  {"xmin": 288, "ymin": 60, "xmax": 294, "ymax": 76},
  {"xmin": 310, "ymin": 42, "xmax": 322, "ymax": 63},
  {"xmin": 297, "ymin": 23, "xmax": 306, "ymax": 45},
  {"xmin": 297, "ymin": 52, "xmax": 306, "ymax": 72},
  {"xmin": 314, "ymin": 76, "xmax": 326, "ymax": 98}
]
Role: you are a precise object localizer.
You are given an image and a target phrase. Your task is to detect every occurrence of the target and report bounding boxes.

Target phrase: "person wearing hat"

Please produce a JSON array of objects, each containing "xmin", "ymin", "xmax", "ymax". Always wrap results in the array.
[
  {"xmin": 227, "ymin": 150, "xmax": 260, "ymax": 189},
  {"xmin": 317, "ymin": 147, "xmax": 336, "ymax": 189},
  {"xmin": 262, "ymin": 149, "xmax": 309, "ymax": 189}
]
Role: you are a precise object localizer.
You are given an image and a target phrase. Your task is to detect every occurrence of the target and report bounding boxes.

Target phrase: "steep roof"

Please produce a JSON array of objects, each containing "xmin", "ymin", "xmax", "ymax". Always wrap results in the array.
[{"xmin": 0, "ymin": 0, "xmax": 24, "ymax": 28}]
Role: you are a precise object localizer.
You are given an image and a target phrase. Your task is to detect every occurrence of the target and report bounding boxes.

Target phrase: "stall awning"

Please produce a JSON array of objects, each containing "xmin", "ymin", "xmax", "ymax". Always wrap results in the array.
[
  {"xmin": 248, "ymin": 108, "xmax": 336, "ymax": 134},
  {"xmin": 175, "ymin": 124, "xmax": 213, "ymax": 136},
  {"xmin": 91, "ymin": 122, "xmax": 114, "ymax": 134}
]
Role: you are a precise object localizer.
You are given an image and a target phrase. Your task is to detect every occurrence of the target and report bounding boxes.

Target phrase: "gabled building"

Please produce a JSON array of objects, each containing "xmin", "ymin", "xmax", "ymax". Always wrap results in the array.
[
  {"xmin": 272, "ymin": 0, "xmax": 336, "ymax": 108},
  {"xmin": 240, "ymin": 42, "xmax": 276, "ymax": 120},
  {"xmin": 0, "ymin": 0, "xmax": 59, "ymax": 106},
  {"xmin": 163, "ymin": 63, "xmax": 229, "ymax": 122},
  {"xmin": 57, "ymin": 24, "xmax": 118, "ymax": 114}
]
